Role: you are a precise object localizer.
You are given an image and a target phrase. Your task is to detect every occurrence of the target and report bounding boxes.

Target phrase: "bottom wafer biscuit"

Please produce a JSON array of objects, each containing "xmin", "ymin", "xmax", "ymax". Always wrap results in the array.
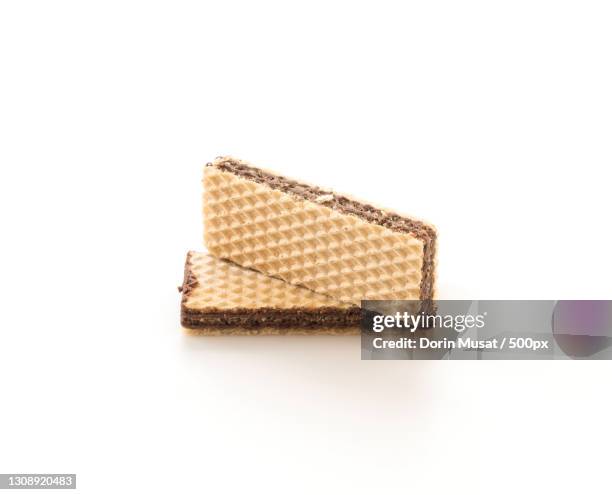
[
  {"xmin": 180, "ymin": 252, "xmax": 360, "ymax": 334},
  {"xmin": 184, "ymin": 326, "xmax": 359, "ymax": 336}
]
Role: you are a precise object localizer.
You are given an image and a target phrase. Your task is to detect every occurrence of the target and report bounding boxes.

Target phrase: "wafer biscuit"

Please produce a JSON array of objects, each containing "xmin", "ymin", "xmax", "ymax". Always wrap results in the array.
[
  {"xmin": 203, "ymin": 157, "xmax": 437, "ymax": 305},
  {"xmin": 180, "ymin": 252, "xmax": 360, "ymax": 335}
]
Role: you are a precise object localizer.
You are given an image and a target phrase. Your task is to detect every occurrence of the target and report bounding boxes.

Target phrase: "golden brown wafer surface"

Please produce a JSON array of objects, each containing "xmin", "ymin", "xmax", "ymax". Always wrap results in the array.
[
  {"xmin": 203, "ymin": 157, "xmax": 436, "ymax": 305},
  {"xmin": 180, "ymin": 252, "xmax": 359, "ymax": 333}
]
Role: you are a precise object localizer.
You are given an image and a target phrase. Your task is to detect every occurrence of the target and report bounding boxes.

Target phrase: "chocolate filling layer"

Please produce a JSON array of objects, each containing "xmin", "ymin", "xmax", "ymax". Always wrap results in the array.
[
  {"xmin": 210, "ymin": 158, "xmax": 436, "ymax": 301},
  {"xmin": 181, "ymin": 307, "xmax": 361, "ymax": 329}
]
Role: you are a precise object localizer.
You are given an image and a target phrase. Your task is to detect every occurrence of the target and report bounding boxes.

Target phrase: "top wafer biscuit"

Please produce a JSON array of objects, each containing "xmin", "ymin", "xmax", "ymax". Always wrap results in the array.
[{"xmin": 203, "ymin": 157, "xmax": 437, "ymax": 305}]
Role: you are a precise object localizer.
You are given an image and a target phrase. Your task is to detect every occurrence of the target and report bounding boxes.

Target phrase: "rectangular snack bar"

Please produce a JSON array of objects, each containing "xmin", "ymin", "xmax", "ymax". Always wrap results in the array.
[
  {"xmin": 180, "ymin": 252, "xmax": 360, "ymax": 335},
  {"xmin": 203, "ymin": 157, "xmax": 437, "ymax": 305}
]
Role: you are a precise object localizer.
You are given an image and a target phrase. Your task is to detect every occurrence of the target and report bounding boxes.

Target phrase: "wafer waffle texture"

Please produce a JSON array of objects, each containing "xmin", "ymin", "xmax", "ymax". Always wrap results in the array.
[
  {"xmin": 180, "ymin": 252, "xmax": 360, "ymax": 335},
  {"xmin": 203, "ymin": 157, "xmax": 437, "ymax": 306}
]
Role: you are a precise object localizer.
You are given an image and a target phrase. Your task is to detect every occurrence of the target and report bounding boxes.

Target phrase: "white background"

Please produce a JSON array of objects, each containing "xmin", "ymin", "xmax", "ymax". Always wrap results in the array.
[{"xmin": 1, "ymin": 1, "xmax": 611, "ymax": 493}]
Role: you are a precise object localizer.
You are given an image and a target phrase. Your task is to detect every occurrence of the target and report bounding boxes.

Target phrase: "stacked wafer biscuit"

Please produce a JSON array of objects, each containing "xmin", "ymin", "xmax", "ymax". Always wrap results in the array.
[{"xmin": 180, "ymin": 157, "xmax": 437, "ymax": 335}]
